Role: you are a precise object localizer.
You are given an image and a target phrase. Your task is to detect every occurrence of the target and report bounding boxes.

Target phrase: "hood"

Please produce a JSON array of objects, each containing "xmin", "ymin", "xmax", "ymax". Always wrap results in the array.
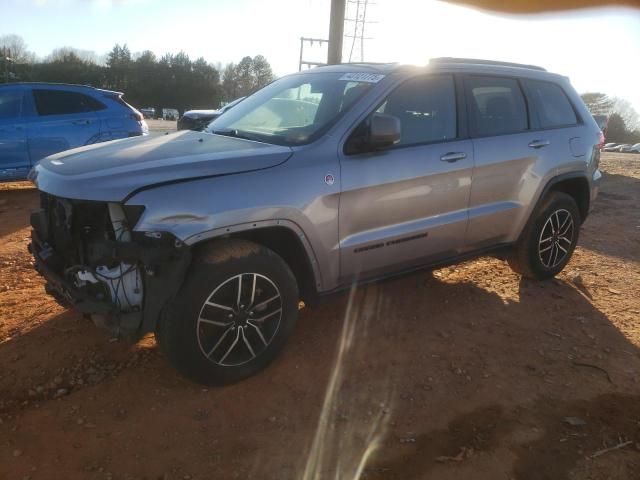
[
  {"xmin": 183, "ymin": 110, "xmax": 218, "ymax": 119},
  {"xmin": 31, "ymin": 130, "xmax": 293, "ymax": 202}
]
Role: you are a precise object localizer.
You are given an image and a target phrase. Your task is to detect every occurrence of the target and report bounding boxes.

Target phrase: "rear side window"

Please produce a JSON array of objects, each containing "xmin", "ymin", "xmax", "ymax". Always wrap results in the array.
[
  {"xmin": 108, "ymin": 94, "xmax": 135, "ymax": 111},
  {"xmin": 33, "ymin": 89, "xmax": 106, "ymax": 116},
  {"xmin": 0, "ymin": 90, "xmax": 23, "ymax": 119},
  {"xmin": 376, "ymin": 75, "xmax": 457, "ymax": 146},
  {"xmin": 466, "ymin": 76, "xmax": 528, "ymax": 137},
  {"xmin": 524, "ymin": 79, "xmax": 578, "ymax": 128}
]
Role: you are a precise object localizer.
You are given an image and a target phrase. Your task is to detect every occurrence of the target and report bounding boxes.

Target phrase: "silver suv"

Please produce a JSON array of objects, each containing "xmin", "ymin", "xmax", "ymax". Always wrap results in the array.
[{"xmin": 29, "ymin": 58, "xmax": 602, "ymax": 384}]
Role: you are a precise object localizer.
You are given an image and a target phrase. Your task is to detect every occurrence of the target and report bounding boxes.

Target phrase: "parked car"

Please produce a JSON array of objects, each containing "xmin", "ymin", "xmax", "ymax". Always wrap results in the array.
[
  {"xmin": 614, "ymin": 144, "xmax": 631, "ymax": 152},
  {"xmin": 140, "ymin": 107, "xmax": 155, "ymax": 119},
  {"xmin": 0, "ymin": 83, "xmax": 148, "ymax": 181},
  {"xmin": 602, "ymin": 142, "xmax": 618, "ymax": 151},
  {"xmin": 29, "ymin": 59, "xmax": 602, "ymax": 385},
  {"xmin": 619, "ymin": 143, "xmax": 640, "ymax": 153},
  {"xmin": 177, "ymin": 97, "xmax": 244, "ymax": 131},
  {"xmin": 162, "ymin": 108, "xmax": 179, "ymax": 121}
]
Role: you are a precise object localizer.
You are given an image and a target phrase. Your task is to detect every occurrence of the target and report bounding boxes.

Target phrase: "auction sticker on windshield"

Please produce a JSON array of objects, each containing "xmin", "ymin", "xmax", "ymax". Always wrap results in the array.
[{"xmin": 338, "ymin": 73, "xmax": 385, "ymax": 83}]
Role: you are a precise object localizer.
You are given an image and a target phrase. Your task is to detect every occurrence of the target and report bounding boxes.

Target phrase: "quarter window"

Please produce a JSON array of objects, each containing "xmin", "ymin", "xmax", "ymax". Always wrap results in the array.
[
  {"xmin": 466, "ymin": 76, "xmax": 528, "ymax": 137},
  {"xmin": 376, "ymin": 75, "xmax": 457, "ymax": 146},
  {"xmin": 33, "ymin": 89, "xmax": 106, "ymax": 116},
  {"xmin": 0, "ymin": 90, "xmax": 23, "ymax": 119},
  {"xmin": 524, "ymin": 79, "xmax": 578, "ymax": 128}
]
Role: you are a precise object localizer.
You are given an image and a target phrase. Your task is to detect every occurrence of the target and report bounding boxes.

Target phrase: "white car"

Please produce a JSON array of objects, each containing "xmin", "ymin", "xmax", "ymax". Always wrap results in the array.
[{"xmin": 620, "ymin": 143, "xmax": 640, "ymax": 153}]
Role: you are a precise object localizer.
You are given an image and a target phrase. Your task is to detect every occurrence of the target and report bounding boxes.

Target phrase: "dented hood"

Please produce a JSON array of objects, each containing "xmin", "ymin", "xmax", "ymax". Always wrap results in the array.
[{"xmin": 30, "ymin": 130, "xmax": 293, "ymax": 202}]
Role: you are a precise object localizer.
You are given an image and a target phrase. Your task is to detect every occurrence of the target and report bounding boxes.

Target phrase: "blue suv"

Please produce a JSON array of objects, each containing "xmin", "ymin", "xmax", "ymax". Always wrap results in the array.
[{"xmin": 0, "ymin": 83, "xmax": 148, "ymax": 181}]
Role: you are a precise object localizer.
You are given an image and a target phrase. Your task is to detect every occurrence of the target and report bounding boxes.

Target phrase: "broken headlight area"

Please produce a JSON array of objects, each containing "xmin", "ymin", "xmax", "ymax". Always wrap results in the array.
[{"xmin": 30, "ymin": 194, "xmax": 191, "ymax": 341}]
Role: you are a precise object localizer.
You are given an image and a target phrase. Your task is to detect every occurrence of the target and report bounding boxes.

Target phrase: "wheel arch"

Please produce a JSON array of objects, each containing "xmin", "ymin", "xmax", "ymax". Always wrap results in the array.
[
  {"xmin": 539, "ymin": 172, "xmax": 590, "ymax": 224},
  {"xmin": 189, "ymin": 221, "xmax": 322, "ymax": 304}
]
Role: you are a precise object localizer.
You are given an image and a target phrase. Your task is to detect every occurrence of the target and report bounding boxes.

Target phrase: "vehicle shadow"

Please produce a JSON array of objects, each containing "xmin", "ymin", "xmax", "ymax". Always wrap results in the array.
[
  {"xmin": 0, "ymin": 306, "xmax": 155, "ymax": 415},
  {"xmin": 578, "ymin": 170, "xmax": 640, "ymax": 264},
  {"xmin": 332, "ymin": 271, "xmax": 640, "ymax": 480},
  {"xmin": 0, "ymin": 265, "xmax": 639, "ymax": 480}
]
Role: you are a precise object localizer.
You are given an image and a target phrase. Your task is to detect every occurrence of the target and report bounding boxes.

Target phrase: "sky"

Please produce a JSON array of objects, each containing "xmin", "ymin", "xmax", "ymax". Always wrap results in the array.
[{"xmin": 2, "ymin": 0, "xmax": 640, "ymax": 110}]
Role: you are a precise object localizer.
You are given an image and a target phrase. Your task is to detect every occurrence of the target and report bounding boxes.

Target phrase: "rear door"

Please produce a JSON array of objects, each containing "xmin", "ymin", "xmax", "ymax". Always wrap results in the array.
[
  {"xmin": 0, "ymin": 87, "xmax": 30, "ymax": 179},
  {"xmin": 521, "ymin": 78, "xmax": 585, "ymax": 161},
  {"xmin": 464, "ymin": 75, "xmax": 546, "ymax": 249},
  {"xmin": 27, "ymin": 88, "xmax": 101, "ymax": 162},
  {"xmin": 338, "ymin": 74, "xmax": 474, "ymax": 282}
]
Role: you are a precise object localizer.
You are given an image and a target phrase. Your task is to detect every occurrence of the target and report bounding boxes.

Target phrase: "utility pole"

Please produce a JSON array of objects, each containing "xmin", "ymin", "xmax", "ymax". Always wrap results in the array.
[
  {"xmin": 345, "ymin": 0, "xmax": 375, "ymax": 62},
  {"xmin": 3, "ymin": 48, "xmax": 12, "ymax": 83},
  {"xmin": 299, "ymin": 37, "xmax": 328, "ymax": 71},
  {"xmin": 327, "ymin": 0, "xmax": 346, "ymax": 65}
]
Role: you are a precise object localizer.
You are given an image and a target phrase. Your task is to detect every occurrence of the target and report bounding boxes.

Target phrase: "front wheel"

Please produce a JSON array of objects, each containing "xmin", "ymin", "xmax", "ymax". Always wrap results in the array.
[
  {"xmin": 508, "ymin": 192, "xmax": 580, "ymax": 280},
  {"xmin": 157, "ymin": 239, "xmax": 299, "ymax": 385}
]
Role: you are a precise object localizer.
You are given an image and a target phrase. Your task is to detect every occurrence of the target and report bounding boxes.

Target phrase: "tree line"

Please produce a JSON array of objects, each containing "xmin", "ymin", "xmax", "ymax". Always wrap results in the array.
[
  {"xmin": 0, "ymin": 34, "xmax": 275, "ymax": 116},
  {"xmin": 580, "ymin": 92, "xmax": 640, "ymax": 144}
]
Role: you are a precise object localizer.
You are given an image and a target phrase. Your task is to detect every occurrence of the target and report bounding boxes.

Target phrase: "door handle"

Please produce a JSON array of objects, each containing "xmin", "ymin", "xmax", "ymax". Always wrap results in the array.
[
  {"xmin": 528, "ymin": 139, "xmax": 550, "ymax": 149},
  {"xmin": 440, "ymin": 152, "xmax": 467, "ymax": 163}
]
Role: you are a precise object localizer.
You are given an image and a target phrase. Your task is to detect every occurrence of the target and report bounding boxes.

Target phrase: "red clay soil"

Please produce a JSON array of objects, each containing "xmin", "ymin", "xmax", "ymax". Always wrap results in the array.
[{"xmin": 1, "ymin": 153, "xmax": 639, "ymax": 480}]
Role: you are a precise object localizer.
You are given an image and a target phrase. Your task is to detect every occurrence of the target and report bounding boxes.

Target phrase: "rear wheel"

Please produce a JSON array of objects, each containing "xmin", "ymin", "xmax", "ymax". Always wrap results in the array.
[
  {"xmin": 157, "ymin": 239, "xmax": 299, "ymax": 385},
  {"xmin": 508, "ymin": 192, "xmax": 580, "ymax": 280}
]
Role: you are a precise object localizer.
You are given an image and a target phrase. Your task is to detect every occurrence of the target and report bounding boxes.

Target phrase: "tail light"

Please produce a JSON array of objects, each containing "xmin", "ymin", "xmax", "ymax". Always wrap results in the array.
[
  {"xmin": 131, "ymin": 111, "xmax": 144, "ymax": 122},
  {"xmin": 597, "ymin": 131, "xmax": 605, "ymax": 149}
]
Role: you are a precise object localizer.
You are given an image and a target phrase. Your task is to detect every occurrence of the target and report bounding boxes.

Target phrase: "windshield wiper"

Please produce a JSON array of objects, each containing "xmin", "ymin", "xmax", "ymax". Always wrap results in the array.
[{"xmin": 211, "ymin": 129, "xmax": 258, "ymax": 142}]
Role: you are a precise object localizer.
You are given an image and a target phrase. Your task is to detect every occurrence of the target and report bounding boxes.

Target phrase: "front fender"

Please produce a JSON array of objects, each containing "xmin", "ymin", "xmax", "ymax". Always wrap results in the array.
[{"xmin": 125, "ymin": 163, "xmax": 340, "ymax": 292}]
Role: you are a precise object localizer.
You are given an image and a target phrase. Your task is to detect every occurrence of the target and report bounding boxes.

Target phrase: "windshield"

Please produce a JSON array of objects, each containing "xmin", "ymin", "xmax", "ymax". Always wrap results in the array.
[{"xmin": 206, "ymin": 72, "xmax": 378, "ymax": 146}]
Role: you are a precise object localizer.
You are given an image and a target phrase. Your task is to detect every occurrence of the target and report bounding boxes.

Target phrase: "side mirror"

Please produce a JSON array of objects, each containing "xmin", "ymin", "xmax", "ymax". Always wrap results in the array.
[{"xmin": 368, "ymin": 113, "xmax": 401, "ymax": 149}]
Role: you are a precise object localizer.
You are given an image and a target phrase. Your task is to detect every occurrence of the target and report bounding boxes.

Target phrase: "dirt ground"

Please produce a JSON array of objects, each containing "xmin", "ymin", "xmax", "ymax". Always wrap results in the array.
[
  {"xmin": 1, "ymin": 153, "xmax": 639, "ymax": 480},
  {"xmin": 145, "ymin": 119, "xmax": 177, "ymax": 134}
]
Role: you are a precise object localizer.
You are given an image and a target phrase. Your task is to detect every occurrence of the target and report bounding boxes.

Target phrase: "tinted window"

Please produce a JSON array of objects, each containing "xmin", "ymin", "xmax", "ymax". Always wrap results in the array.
[
  {"xmin": 466, "ymin": 76, "xmax": 528, "ymax": 137},
  {"xmin": 524, "ymin": 79, "xmax": 578, "ymax": 128},
  {"xmin": 377, "ymin": 75, "xmax": 456, "ymax": 146},
  {"xmin": 33, "ymin": 89, "xmax": 106, "ymax": 116},
  {"xmin": 0, "ymin": 90, "xmax": 23, "ymax": 119}
]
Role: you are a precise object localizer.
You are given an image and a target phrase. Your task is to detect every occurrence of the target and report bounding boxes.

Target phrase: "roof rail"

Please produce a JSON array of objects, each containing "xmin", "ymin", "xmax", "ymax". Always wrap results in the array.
[
  {"xmin": 429, "ymin": 57, "xmax": 546, "ymax": 72},
  {"xmin": 0, "ymin": 81, "xmax": 97, "ymax": 88},
  {"xmin": 339, "ymin": 62, "xmax": 396, "ymax": 66}
]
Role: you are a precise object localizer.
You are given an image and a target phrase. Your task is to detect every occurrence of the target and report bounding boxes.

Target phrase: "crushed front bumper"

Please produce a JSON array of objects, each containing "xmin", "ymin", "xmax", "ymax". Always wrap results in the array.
[{"xmin": 29, "ymin": 215, "xmax": 192, "ymax": 341}]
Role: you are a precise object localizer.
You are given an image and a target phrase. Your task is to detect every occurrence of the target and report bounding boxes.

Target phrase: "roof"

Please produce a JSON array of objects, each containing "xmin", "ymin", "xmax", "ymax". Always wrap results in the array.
[
  {"xmin": 301, "ymin": 62, "xmax": 400, "ymax": 74},
  {"xmin": 1, "ymin": 81, "xmax": 94, "ymax": 89},
  {"xmin": 0, "ymin": 82, "xmax": 123, "ymax": 95},
  {"xmin": 429, "ymin": 57, "xmax": 546, "ymax": 71},
  {"xmin": 307, "ymin": 58, "xmax": 561, "ymax": 79}
]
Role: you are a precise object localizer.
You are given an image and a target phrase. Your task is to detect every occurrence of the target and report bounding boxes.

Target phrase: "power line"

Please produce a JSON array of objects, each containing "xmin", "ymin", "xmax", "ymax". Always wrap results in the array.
[{"xmin": 345, "ymin": 0, "xmax": 375, "ymax": 62}]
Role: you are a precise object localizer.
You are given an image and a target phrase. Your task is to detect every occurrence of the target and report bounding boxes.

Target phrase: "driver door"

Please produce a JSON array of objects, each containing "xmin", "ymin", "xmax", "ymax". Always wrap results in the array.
[{"xmin": 338, "ymin": 74, "xmax": 474, "ymax": 283}]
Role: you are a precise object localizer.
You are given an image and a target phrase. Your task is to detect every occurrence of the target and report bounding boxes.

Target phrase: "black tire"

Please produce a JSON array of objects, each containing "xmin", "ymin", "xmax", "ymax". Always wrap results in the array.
[
  {"xmin": 157, "ymin": 239, "xmax": 299, "ymax": 385},
  {"xmin": 508, "ymin": 192, "xmax": 580, "ymax": 280}
]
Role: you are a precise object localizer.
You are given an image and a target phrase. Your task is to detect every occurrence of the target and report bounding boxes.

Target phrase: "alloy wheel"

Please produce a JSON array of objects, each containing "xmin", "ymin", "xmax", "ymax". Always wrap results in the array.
[
  {"xmin": 538, "ymin": 208, "xmax": 574, "ymax": 269},
  {"xmin": 196, "ymin": 273, "xmax": 282, "ymax": 366}
]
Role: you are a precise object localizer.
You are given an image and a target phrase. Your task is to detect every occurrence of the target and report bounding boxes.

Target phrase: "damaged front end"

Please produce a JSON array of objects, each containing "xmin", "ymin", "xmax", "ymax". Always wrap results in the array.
[{"xmin": 29, "ymin": 193, "xmax": 191, "ymax": 341}]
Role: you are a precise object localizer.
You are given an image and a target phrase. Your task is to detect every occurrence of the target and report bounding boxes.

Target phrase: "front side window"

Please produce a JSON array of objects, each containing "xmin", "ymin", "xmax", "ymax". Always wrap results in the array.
[
  {"xmin": 33, "ymin": 89, "xmax": 105, "ymax": 116},
  {"xmin": 207, "ymin": 72, "xmax": 376, "ymax": 146},
  {"xmin": 376, "ymin": 75, "xmax": 457, "ymax": 146},
  {"xmin": 0, "ymin": 90, "xmax": 23, "ymax": 119},
  {"xmin": 466, "ymin": 76, "xmax": 528, "ymax": 137},
  {"xmin": 524, "ymin": 79, "xmax": 578, "ymax": 128}
]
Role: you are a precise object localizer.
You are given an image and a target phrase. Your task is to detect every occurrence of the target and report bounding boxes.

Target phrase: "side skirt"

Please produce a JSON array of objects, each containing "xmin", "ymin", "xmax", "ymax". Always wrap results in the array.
[{"xmin": 310, "ymin": 243, "xmax": 514, "ymax": 306}]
